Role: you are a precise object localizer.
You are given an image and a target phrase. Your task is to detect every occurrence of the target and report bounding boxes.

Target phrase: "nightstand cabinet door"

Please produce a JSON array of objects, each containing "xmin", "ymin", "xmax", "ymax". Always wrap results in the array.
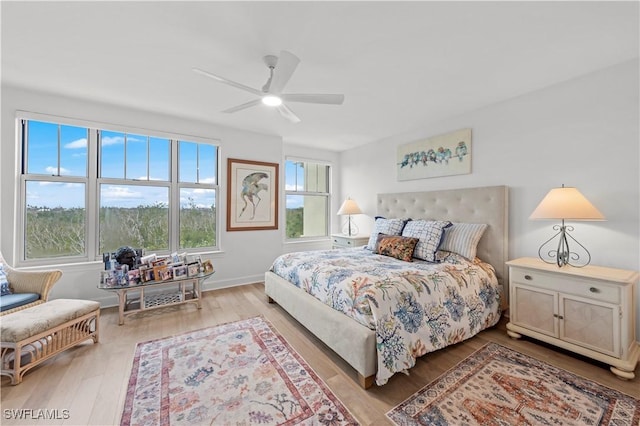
[
  {"xmin": 560, "ymin": 295, "xmax": 620, "ymax": 357},
  {"xmin": 511, "ymin": 284, "xmax": 558, "ymax": 337}
]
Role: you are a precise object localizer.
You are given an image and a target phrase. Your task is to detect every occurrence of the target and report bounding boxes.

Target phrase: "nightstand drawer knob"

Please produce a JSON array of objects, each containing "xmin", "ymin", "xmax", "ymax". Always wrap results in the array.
[
  {"xmin": 589, "ymin": 287, "xmax": 600, "ymax": 293},
  {"xmin": 524, "ymin": 274, "xmax": 533, "ymax": 281}
]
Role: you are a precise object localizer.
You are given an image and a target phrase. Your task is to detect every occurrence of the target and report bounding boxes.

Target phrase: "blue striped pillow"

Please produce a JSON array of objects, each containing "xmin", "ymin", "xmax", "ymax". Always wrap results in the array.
[{"xmin": 438, "ymin": 223, "xmax": 488, "ymax": 260}]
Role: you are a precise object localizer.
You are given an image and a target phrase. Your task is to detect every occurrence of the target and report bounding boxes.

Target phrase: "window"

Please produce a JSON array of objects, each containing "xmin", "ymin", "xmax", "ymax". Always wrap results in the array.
[
  {"xmin": 285, "ymin": 159, "xmax": 330, "ymax": 239},
  {"xmin": 177, "ymin": 141, "xmax": 217, "ymax": 250},
  {"xmin": 22, "ymin": 121, "xmax": 89, "ymax": 259},
  {"xmin": 19, "ymin": 116, "xmax": 218, "ymax": 263}
]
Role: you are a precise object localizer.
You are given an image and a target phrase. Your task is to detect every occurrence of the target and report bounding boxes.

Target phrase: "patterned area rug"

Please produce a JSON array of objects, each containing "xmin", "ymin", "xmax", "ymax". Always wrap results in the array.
[
  {"xmin": 121, "ymin": 316, "xmax": 358, "ymax": 425},
  {"xmin": 387, "ymin": 343, "xmax": 639, "ymax": 425}
]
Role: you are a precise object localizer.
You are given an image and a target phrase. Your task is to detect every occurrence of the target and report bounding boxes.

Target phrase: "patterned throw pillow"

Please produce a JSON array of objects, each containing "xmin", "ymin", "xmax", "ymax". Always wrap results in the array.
[
  {"xmin": 375, "ymin": 234, "xmax": 419, "ymax": 262},
  {"xmin": 366, "ymin": 217, "xmax": 409, "ymax": 250},
  {"xmin": 401, "ymin": 220, "xmax": 452, "ymax": 262},
  {"xmin": 0, "ymin": 263, "xmax": 11, "ymax": 296},
  {"xmin": 437, "ymin": 222, "xmax": 488, "ymax": 260}
]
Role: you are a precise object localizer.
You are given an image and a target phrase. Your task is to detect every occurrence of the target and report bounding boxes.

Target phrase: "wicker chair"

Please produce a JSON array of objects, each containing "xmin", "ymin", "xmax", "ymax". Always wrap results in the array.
[{"xmin": 0, "ymin": 252, "xmax": 62, "ymax": 316}]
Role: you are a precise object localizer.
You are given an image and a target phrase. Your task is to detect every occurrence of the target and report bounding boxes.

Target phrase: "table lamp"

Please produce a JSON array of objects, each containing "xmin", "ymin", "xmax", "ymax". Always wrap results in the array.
[
  {"xmin": 529, "ymin": 185, "xmax": 605, "ymax": 267},
  {"xmin": 337, "ymin": 198, "xmax": 362, "ymax": 237}
]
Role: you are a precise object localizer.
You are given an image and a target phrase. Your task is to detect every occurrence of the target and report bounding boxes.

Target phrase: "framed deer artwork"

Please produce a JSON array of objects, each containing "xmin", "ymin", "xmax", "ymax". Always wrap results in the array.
[{"xmin": 226, "ymin": 158, "xmax": 279, "ymax": 231}]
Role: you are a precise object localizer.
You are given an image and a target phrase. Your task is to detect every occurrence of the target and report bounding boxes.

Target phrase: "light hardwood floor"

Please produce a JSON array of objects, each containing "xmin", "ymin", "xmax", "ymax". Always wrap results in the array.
[{"xmin": 2, "ymin": 283, "xmax": 639, "ymax": 425}]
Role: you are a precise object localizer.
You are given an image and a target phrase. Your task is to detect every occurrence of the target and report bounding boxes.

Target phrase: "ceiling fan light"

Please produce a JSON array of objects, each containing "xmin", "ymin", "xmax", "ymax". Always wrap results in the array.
[{"xmin": 262, "ymin": 95, "xmax": 282, "ymax": 107}]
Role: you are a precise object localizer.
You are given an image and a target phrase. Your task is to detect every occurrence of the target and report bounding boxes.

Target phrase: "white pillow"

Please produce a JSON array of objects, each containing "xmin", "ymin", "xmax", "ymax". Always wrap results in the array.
[
  {"xmin": 401, "ymin": 220, "xmax": 452, "ymax": 262},
  {"xmin": 438, "ymin": 222, "xmax": 488, "ymax": 260},
  {"xmin": 366, "ymin": 217, "xmax": 409, "ymax": 250}
]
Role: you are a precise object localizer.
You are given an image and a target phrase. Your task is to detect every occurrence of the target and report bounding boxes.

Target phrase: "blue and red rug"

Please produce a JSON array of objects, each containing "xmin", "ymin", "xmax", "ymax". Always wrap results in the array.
[
  {"xmin": 121, "ymin": 316, "xmax": 358, "ymax": 425},
  {"xmin": 387, "ymin": 342, "xmax": 639, "ymax": 425}
]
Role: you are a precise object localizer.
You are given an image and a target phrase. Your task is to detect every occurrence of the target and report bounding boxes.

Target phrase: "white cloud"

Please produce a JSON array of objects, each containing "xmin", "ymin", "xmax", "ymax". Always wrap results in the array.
[
  {"xmin": 44, "ymin": 166, "xmax": 71, "ymax": 175},
  {"xmin": 36, "ymin": 181, "xmax": 82, "ymax": 189},
  {"xmin": 63, "ymin": 182, "xmax": 83, "ymax": 188},
  {"xmin": 285, "ymin": 183, "xmax": 303, "ymax": 191},
  {"xmin": 191, "ymin": 188, "xmax": 215, "ymax": 194},
  {"xmin": 64, "ymin": 137, "xmax": 88, "ymax": 149},
  {"xmin": 101, "ymin": 186, "xmax": 141, "ymax": 200},
  {"xmin": 102, "ymin": 136, "xmax": 125, "ymax": 146}
]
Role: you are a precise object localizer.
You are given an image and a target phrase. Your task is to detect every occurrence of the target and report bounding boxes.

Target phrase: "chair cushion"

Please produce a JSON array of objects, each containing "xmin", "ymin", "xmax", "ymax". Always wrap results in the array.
[
  {"xmin": 0, "ymin": 293, "xmax": 39, "ymax": 312},
  {"xmin": 1, "ymin": 299, "xmax": 100, "ymax": 342}
]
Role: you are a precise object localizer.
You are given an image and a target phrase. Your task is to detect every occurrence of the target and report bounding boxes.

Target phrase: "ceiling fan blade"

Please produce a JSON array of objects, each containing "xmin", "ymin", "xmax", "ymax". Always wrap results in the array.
[
  {"xmin": 222, "ymin": 99, "xmax": 261, "ymax": 113},
  {"xmin": 192, "ymin": 67, "xmax": 262, "ymax": 96},
  {"xmin": 269, "ymin": 51, "xmax": 300, "ymax": 94},
  {"xmin": 276, "ymin": 104, "xmax": 301, "ymax": 123},
  {"xmin": 282, "ymin": 94, "xmax": 345, "ymax": 105}
]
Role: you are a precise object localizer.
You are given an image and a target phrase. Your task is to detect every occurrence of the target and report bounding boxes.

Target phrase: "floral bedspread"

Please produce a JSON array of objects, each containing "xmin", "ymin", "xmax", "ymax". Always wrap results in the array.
[{"xmin": 270, "ymin": 248, "xmax": 502, "ymax": 385}]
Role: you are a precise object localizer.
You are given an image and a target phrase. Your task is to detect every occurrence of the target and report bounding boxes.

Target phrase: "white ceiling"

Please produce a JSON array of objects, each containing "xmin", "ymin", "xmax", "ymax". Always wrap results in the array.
[{"xmin": 2, "ymin": 1, "xmax": 638, "ymax": 151}]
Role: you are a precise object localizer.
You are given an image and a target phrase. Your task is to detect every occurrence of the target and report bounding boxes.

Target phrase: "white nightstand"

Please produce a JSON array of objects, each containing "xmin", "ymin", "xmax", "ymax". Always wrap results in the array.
[
  {"xmin": 506, "ymin": 257, "xmax": 639, "ymax": 379},
  {"xmin": 331, "ymin": 234, "xmax": 369, "ymax": 249}
]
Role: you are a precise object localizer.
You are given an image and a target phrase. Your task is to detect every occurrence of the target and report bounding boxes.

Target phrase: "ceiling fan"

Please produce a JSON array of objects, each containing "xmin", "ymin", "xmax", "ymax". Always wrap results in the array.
[{"xmin": 193, "ymin": 50, "xmax": 344, "ymax": 123}]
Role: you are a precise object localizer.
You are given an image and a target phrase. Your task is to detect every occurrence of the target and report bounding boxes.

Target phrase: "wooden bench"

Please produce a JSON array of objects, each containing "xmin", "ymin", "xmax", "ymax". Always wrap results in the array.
[{"xmin": 1, "ymin": 299, "xmax": 100, "ymax": 385}]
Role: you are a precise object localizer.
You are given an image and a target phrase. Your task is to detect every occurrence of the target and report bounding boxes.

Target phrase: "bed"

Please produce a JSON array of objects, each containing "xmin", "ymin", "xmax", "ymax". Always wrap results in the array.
[{"xmin": 265, "ymin": 185, "xmax": 508, "ymax": 388}]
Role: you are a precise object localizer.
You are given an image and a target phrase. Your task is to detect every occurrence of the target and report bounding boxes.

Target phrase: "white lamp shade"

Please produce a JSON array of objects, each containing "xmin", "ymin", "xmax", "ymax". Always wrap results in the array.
[
  {"xmin": 337, "ymin": 199, "xmax": 362, "ymax": 216},
  {"xmin": 529, "ymin": 187, "xmax": 605, "ymax": 221}
]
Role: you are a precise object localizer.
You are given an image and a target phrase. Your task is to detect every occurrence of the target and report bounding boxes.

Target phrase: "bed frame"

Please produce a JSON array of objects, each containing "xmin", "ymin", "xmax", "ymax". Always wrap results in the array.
[{"xmin": 265, "ymin": 185, "xmax": 509, "ymax": 388}]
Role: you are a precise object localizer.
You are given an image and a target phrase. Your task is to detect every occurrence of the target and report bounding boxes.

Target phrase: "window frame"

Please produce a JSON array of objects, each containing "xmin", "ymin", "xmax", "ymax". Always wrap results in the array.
[
  {"xmin": 284, "ymin": 157, "xmax": 332, "ymax": 242},
  {"xmin": 16, "ymin": 111, "xmax": 220, "ymax": 266}
]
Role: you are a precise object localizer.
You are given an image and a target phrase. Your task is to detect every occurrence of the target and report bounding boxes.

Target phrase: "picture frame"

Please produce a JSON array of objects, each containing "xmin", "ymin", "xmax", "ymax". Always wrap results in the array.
[
  {"xmin": 397, "ymin": 128, "xmax": 472, "ymax": 181},
  {"xmin": 152, "ymin": 258, "xmax": 168, "ymax": 268},
  {"xmin": 173, "ymin": 264, "xmax": 187, "ymax": 278},
  {"xmin": 101, "ymin": 270, "xmax": 114, "ymax": 287},
  {"xmin": 187, "ymin": 262, "xmax": 200, "ymax": 277},
  {"xmin": 202, "ymin": 260, "xmax": 214, "ymax": 273},
  {"xmin": 140, "ymin": 253, "xmax": 157, "ymax": 266},
  {"xmin": 141, "ymin": 267, "xmax": 155, "ymax": 282},
  {"xmin": 153, "ymin": 265, "xmax": 171, "ymax": 281},
  {"xmin": 227, "ymin": 158, "xmax": 278, "ymax": 231},
  {"xmin": 127, "ymin": 269, "xmax": 141, "ymax": 285}
]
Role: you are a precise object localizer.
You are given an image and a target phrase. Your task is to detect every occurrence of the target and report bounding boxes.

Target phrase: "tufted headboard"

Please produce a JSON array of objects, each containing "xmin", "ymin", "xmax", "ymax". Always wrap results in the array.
[{"xmin": 377, "ymin": 185, "xmax": 509, "ymax": 290}]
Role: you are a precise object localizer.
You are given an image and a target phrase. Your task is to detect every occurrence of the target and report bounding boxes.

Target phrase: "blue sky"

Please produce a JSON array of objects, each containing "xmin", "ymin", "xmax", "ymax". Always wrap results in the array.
[
  {"xmin": 25, "ymin": 120, "xmax": 307, "ymax": 211},
  {"xmin": 25, "ymin": 121, "xmax": 218, "ymax": 210},
  {"xmin": 285, "ymin": 160, "xmax": 305, "ymax": 209}
]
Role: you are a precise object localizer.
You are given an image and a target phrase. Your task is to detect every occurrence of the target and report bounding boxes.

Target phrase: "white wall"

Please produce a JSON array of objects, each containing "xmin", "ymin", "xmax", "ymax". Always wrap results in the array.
[
  {"xmin": 0, "ymin": 85, "xmax": 286, "ymax": 306},
  {"xmin": 340, "ymin": 59, "xmax": 640, "ymax": 337},
  {"xmin": 2, "ymin": 60, "xmax": 638, "ymax": 336}
]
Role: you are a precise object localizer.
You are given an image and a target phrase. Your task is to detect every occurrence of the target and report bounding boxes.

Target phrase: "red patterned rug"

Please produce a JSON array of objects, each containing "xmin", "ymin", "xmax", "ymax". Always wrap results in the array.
[
  {"xmin": 121, "ymin": 316, "xmax": 358, "ymax": 425},
  {"xmin": 387, "ymin": 343, "xmax": 639, "ymax": 425}
]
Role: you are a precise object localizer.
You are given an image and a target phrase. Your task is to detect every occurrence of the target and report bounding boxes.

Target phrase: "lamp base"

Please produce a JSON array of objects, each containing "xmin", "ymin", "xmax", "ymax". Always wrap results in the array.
[
  {"xmin": 341, "ymin": 216, "xmax": 359, "ymax": 237},
  {"xmin": 537, "ymin": 221, "xmax": 591, "ymax": 268}
]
